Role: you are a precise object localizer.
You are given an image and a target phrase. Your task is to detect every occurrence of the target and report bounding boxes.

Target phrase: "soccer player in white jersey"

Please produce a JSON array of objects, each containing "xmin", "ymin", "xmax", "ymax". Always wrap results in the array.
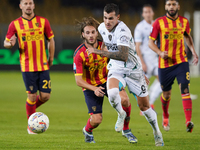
[
  {"xmin": 87, "ymin": 3, "xmax": 164, "ymax": 146},
  {"xmin": 134, "ymin": 4, "xmax": 162, "ymax": 112}
]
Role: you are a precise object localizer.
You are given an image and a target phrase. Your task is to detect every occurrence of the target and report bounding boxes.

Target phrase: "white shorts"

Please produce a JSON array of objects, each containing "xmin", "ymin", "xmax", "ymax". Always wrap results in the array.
[
  {"xmin": 107, "ymin": 68, "xmax": 148, "ymax": 97},
  {"xmin": 143, "ymin": 55, "xmax": 158, "ymax": 78}
]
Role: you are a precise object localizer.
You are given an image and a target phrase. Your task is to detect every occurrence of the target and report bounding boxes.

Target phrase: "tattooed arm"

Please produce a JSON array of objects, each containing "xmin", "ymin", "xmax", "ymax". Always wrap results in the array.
[{"xmin": 87, "ymin": 45, "xmax": 129, "ymax": 62}]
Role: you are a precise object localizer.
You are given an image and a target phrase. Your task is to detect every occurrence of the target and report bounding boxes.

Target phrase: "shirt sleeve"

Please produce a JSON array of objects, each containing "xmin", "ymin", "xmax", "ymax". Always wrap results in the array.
[
  {"xmin": 5, "ymin": 21, "xmax": 17, "ymax": 41},
  {"xmin": 44, "ymin": 19, "xmax": 54, "ymax": 40},
  {"xmin": 116, "ymin": 28, "xmax": 131, "ymax": 47},
  {"xmin": 134, "ymin": 25, "xmax": 143, "ymax": 43},
  {"xmin": 185, "ymin": 19, "xmax": 191, "ymax": 35},
  {"xmin": 149, "ymin": 19, "xmax": 160, "ymax": 41},
  {"xmin": 73, "ymin": 53, "xmax": 83, "ymax": 76}
]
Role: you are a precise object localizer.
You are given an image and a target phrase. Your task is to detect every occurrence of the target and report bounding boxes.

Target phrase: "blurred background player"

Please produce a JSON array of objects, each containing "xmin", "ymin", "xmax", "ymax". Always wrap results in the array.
[
  {"xmin": 88, "ymin": 3, "xmax": 164, "ymax": 146},
  {"xmin": 4, "ymin": 0, "xmax": 55, "ymax": 134},
  {"xmin": 73, "ymin": 17, "xmax": 137, "ymax": 143},
  {"xmin": 149, "ymin": 0, "xmax": 198, "ymax": 132},
  {"xmin": 134, "ymin": 4, "xmax": 162, "ymax": 113}
]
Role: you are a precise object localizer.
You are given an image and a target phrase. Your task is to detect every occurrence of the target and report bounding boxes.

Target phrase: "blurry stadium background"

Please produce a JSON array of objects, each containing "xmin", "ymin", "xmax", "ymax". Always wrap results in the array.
[{"xmin": 0, "ymin": 0, "xmax": 200, "ymax": 75}]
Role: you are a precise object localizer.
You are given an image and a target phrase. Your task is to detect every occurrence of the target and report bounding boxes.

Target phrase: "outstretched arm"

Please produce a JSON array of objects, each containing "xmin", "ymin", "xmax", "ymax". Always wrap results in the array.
[
  {"xmin": 4, "ymin": 35, "xmax": 16, "ymax": 49},
  {"xmin": 87, "ymin": 45, "xmax": 129, "ymax": 62}
]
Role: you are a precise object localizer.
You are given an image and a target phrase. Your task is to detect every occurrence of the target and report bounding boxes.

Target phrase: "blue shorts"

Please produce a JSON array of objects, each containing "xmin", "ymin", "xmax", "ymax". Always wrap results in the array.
[
  {"xmin": 22, "ymin": 70, "xmax": 51, "ymax": 94},
  {"xmin": 158, "ymin": 62, "xmax": 190, "ymax": 91},
  {"xmin": 83, "ymin": 82, "xmax": 107, "ymax": 115}
]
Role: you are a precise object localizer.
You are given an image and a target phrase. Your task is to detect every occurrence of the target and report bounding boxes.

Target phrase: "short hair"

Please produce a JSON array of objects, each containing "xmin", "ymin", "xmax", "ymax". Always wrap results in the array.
[
  {"xmin": 104, "ymin": 3, "xmax": 119, "ymax": 16},
  {"xmin": 76, "ymin": 17, "xmax": 100, "ymax": 39},
  {"xmin": 20, "ymin": 0, "xmax": 34, "ymax": 3},
  {"xmin": 165, "ymin": 0, "xmax": 179, "ymax": 2},
  {"xmin": 142, "ymin": 4, "xmax": 153, "ymax": 10}
]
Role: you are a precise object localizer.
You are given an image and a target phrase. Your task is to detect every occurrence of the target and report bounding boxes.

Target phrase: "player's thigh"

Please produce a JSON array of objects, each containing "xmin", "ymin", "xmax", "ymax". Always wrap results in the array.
[
  {"xmin": 107, "ymin": 72, "xmax": 126, "ymax": 90},
  {"xmin": 126, "ymin": 73, "xmax": 148, "ymax": 97},
  {"xmin": 38, "ymin": 70, "xmax": 51, "ymax": 93},
  {"xmin": 83, "ymin": 90, "xmax": 104, "ymax": 114},
  {"xmin": 22, "ymin": 71, "xmax": 39, "ymax": 94},
  {"xmin": 176, "ymin": 62, "xmax": 190, "ymax": 85},
  {"xmin": 158, "ymin": 67, "xmax": 176, "ymax": 91}
]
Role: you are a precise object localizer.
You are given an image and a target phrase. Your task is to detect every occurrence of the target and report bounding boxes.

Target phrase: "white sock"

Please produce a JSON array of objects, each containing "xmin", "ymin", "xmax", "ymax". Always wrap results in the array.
[
  {"xmin": 142, "ymin": 108, "xmax": 161, "ymax": 133},
  {"xmin": 107, "ymin": 88, "xmax": 124, "ymax": 115},
  {"xmin": 149, "ymin": 79, "xmax": 162, "ymax": 105}
]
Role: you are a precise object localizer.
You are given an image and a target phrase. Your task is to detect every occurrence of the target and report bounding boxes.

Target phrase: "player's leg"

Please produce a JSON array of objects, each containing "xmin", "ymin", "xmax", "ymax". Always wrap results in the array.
[
  {"xmin": 37, "ymin": 70, "xmax": 51, "ymax": 108},
  {"xmin": 177, "ymin": 62, "xmax": 193, "ymax": 132},
  {"xmin": 83, "ymin": 84, "xmax": 104, "ymax": 143},
  {"xmin": 149, "ymin": 76, "xmax": 162, "ymax": 109},
  {"xmin": 107, "ymin": 75, "xmax": 126, "ymax": 132},
  {"xmin": 158, "ymin": 66, "xmax": 176, "ymax": 131},
  {"xmin": 119, "ymin": 89, "xmax": 137, "ymax": 143},
  {"xmin": 126, "ymin": 72, "xmax": 164, "ymax": 146}
]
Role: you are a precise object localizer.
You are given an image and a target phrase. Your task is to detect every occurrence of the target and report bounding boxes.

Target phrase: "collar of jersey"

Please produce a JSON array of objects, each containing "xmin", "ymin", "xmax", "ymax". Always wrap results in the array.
[
  {"xmin": 21, "ymin": 14, "xmax": 36, "ymax": 21},
  {"xmin": 165, "ymin": 14, "xmax": 179, "ymax": 21}
]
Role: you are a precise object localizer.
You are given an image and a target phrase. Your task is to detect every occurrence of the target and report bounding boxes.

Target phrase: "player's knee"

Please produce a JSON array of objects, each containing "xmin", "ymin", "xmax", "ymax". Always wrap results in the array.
[
  {"xmin": 40, "ymin": 93, "xmax": 50, "ymax": 102},
  {"xmin": 91, "ymin": 114, "xmax": 102, "ymax": 125},
  {"xmin": 28, "ymin": 93, "xmax": 37, "ymax": 102},
  {"xmin": 163, "ymin": 91, "xmax": 171, "ymax": 100},
  {"xmin": 180, "ymin": 83, "xmax": 189, "ymax": 94},
  {"xmin": 121, "ymin": 97, "xmax": 130, "ymax": 107},
  {"xmin": 107, "ymin": 88, "xmax": 119, "ymax": 103}
]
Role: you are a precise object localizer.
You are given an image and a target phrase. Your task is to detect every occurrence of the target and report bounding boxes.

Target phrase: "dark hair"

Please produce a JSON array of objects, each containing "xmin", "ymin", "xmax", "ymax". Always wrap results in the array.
[
  {"xmin": 165, "ymin": 0, "xmax": 179, "ymax": 2},
  {"xmin": 76, "ymin": 17, "xmax": 100, "ymax": 39},
  {"xmin": 104, "ymin": 3, "xmax": 119, "ymax": 16},
  {"xmin": 142, "ymin": 4, "xmax": 153, "ymax": 10},
  {"xmin": 20, "ymin": 0, "xmax": 34, "ymax": 3}
]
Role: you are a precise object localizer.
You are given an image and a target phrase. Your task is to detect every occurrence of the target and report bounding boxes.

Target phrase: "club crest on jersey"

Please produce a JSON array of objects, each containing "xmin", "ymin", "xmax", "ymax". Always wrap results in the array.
[
  {"xmin": 35, "ymin": 23, "xmax": 39, "ymax": 27},
  {"xmin": 179, "ymin": 23, "xmax": 183, "ymax": 27},
  {"xmin": 108, "ymin": 35, "xmax": 112, "ymax": 41}
]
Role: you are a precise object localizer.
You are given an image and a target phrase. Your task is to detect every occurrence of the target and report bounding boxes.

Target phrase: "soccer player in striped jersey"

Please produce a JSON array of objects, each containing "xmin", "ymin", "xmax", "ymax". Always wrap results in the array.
[
  {"xmin": 4, "ymin": 0, "xmax": 55, "ymax": 134},
  {"xmin": 74, "ymin": 17, "xmax": 137, "ymax": 143},
  {"xmin": 149, "ymin": 0, "xmax": 198, "ymax": 133}
]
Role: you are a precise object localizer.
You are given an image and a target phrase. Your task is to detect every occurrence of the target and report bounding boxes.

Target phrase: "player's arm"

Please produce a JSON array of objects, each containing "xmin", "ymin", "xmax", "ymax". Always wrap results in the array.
[
  {"xmin": 184, "ymin": 32, "xmax": 199, "ymax": 65},
  {"xmin": 135, "ymin": 42, "xmax": 147, "ymax": 72},
  {"xmin": 47, "ymin": 37, "xmax": 55, "ymax": 67},
  {"xmin": 87, "ymin": 45, "xmax": 128, "ymax": 62},
  {"xmin": 75, "ymin": 75, "xmax": 105, "ymax": 97}
]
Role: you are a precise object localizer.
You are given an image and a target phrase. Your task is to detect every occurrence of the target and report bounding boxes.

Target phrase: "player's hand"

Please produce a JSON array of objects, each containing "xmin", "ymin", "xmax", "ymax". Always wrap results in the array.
[
  {"xmin": 87, "ymin": 47, "xmax": 95, "ymax": 55},
  {"xmin": 94, "ymin": 86, "xmax": 105, "ymax": 97},
  {"xmin": 159, "ymin": 51, "xmax": 168, "ymax": 59},
  {"xmin": 142, "ymin": 62, "xmax": 147, "ymax": 73},
  {"xmin": 144, "ymin": 74, "xmax": 150, "ymax": 85},
  {"xmin": 192, "ymin": 52, "xmax": 199, "ymax": 65}
]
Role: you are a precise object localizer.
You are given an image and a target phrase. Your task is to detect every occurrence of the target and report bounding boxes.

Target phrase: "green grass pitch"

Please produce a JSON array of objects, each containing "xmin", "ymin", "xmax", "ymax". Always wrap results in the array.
[{"xmin": 0, "ymin": 71, "xmax": 200, "ymax": 150}]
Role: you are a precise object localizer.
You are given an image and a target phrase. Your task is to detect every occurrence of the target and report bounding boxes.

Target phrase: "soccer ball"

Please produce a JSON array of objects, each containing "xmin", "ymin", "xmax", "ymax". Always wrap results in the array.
[{"xmin": 28, "ymin": 112, "xmax": 49, "ymax": 133}]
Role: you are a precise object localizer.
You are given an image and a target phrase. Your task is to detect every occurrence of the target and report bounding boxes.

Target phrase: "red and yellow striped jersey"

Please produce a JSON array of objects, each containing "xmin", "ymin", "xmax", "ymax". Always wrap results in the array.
[
  {"xmin": 6, "ymin": 15, "xmax": 54, "ymax": 72},
  {"xmin": 149, "ymin": 15, "xmax": 190, "ymax": 68},
  {"xmin": 73, "ymin": 40, "xmax": 108, "ymax": 90}
]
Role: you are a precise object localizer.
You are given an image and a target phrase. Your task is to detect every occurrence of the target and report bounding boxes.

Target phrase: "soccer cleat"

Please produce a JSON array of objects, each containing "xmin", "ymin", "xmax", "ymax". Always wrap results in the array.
[
  {"xmin": 115, "ymin": 110, "xmax": 126, "ymax": 132},
  {"xmin": 186, "ymin": 121, "xmax": 194, "ymax": 133},
  {"xmin": 27, "ymin": 126, "xmax": 37, "ymax": 134},
  {"xmin": 122, "ymin": 129, "xmax": 138, "ymax": 143},
  {"xmin": 82, "ymin": 127, "xmax": 95, "ymax": 143},
  {"xmin": 162, "ymin": 117, "xmax": 170, "ymax": 131},
  {"xmin": 154, "ymin": 132, "xmax": 164, "ymax": 146}
]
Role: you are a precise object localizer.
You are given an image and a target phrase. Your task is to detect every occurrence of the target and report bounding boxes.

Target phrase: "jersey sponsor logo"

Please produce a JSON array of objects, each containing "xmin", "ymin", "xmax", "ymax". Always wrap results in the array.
[
  {"xmin": 108, "ymin": 35, "xmax": 112, "ymax": 41},
  {"xmin": 105, "ymin": 43, "xmax": 118, "ymax": 51},
  {"xmin": 120, "ymin": 35, "xmax": 129, "ymax": 44},
  {"xmin": 22, "ymin": 34, "xmax": 43, "ymax": 41},
  {"xmin": 164, "ymin": 33, "xmax": 183, "ymax": 40}
]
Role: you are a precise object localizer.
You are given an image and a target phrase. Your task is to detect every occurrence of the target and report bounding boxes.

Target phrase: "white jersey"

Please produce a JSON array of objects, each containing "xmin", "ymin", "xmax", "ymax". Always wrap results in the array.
[
  {"xmin": 134, "ymin": 20, "xmax": 157, "ymax": 57},
  {"xmin": 98, "ymin": 21, "xmax": 141, "ymax": 72}
]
